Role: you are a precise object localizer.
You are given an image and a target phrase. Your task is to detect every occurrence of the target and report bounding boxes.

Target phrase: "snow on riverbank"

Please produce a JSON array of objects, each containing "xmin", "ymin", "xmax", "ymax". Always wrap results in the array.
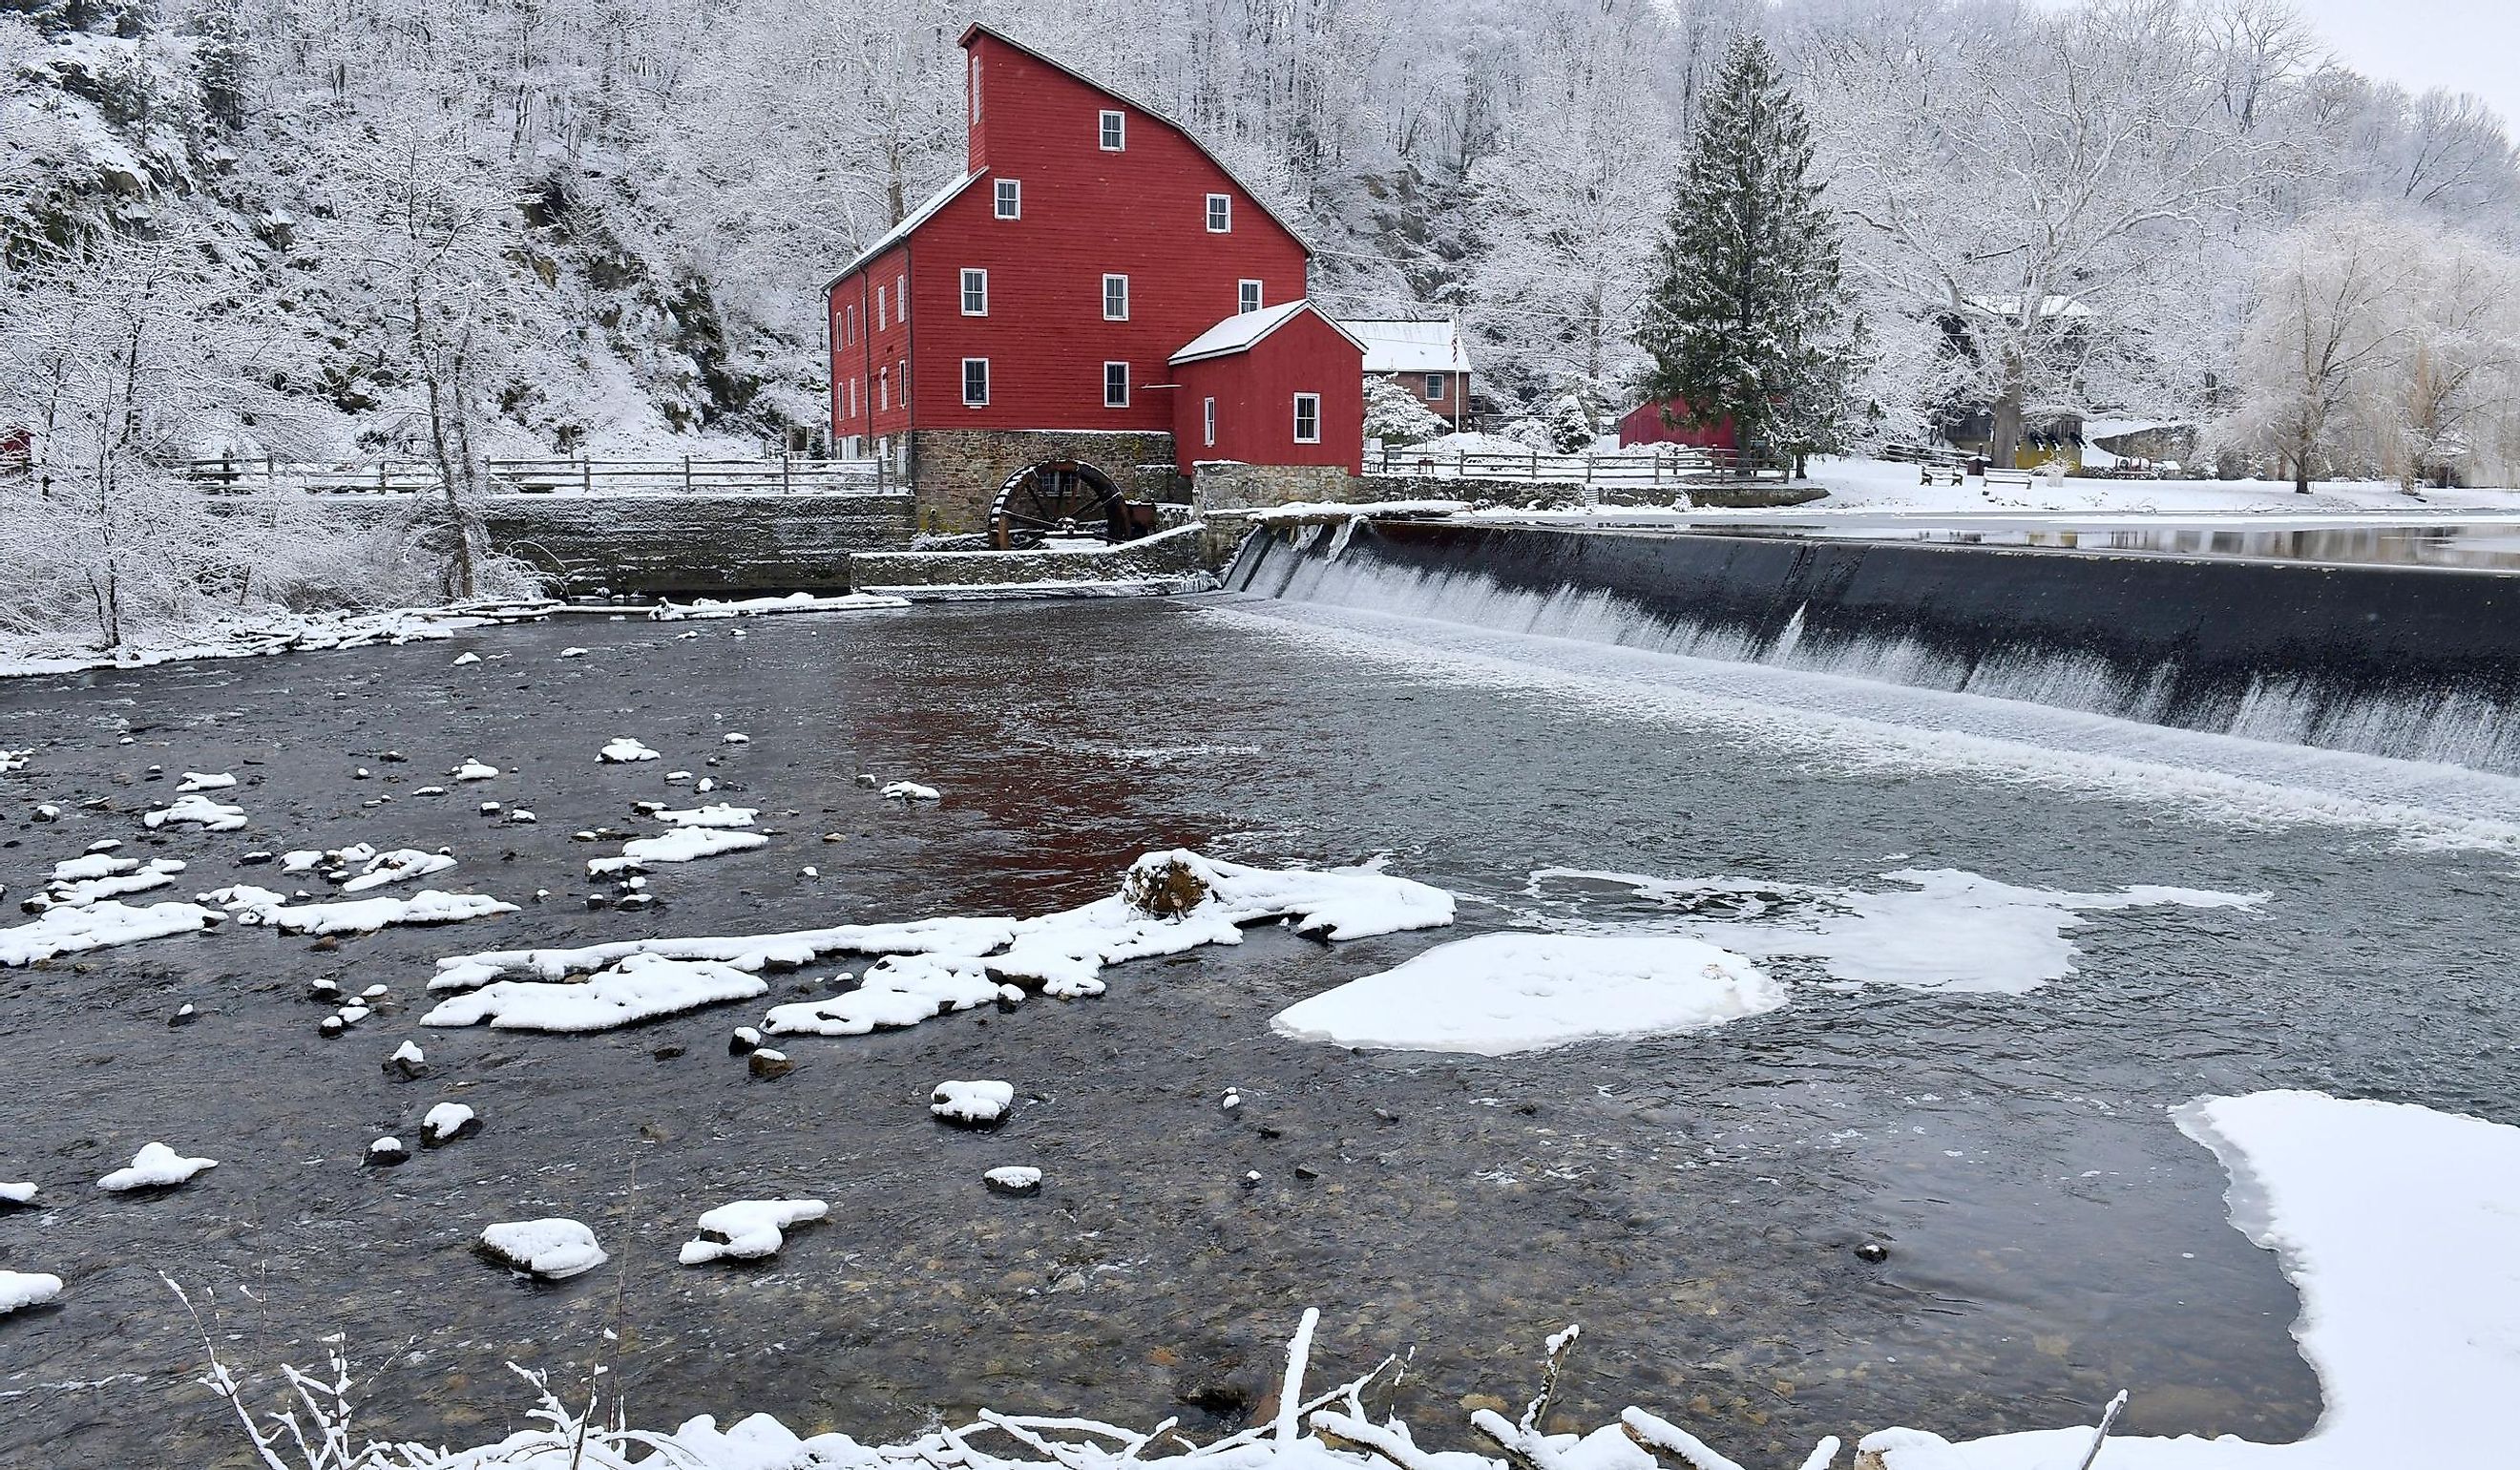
[
  {"xmin": 1274, "ymin": 933, "xmax": 1785, "ymax": 1054},
  {"xmin": 1530, "ymin": 868, "xmax": 2265, "ymax": 995},
  {"xmin": 1865, "ymin": 1090, "xmax": 2520, "ymax": 1470},
  {"xmin": 649, "ymin": 591, "xmax": 912, "ymax": 620},
  {"xmin": 429, "ymin": 851, "xmax": 1454, "ymax": 1039},
  {"xmin": 0, "ymin": 600, "xmax": 564, "ymax": 681}
]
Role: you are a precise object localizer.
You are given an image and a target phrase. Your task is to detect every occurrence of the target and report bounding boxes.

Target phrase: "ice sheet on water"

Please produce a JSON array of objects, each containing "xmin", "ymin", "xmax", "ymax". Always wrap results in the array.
[
  {"xmin": 432, "ymin": 850, "xmax": 1456, "ymax": 1047},
  {"xmin": 142, "ymin": 793, "xmax": 247, "ymax": 831},
  {"xmin": 598, "ymin": 736, "xmax": 661, "ymax": 764},
  {"xmin": 41, "ymin": 856, "xmax": 185, "ymax": 908},
  {"xmin": 1867, "ymin": 1090, "xmax": 2520, "ymax": 1470},
  {"xmin": 422, "ymin": 953, "xmax": 767, "ymax": 1032},
  {"xmin": 96, "ymin": 1142, "xmax": 216, "ymax": 1191},
  {"xmin": 0, "ymin": 899, "xmax": 220, "ymax": 966},
  {"xmin": 586, "ymin": 828, "xmax": 767, "ymax": 873},
  {"xmin": 678, "ymin": 1199, "xmax": 830, "ymax": 1265},
  {"xmin": 655, "ymin": 804, "xmax": 759, "ymax": 830},
  {"xmin": 1526, "ymin": 867, "xmax": 2265, "ymax": 995},
  {"xmin": 202, "ymin": 885, "xmax": 517, "ymax": 934},
  {"xmin": 174, "ymin": 771, "xmax": 235, "ymax": 792},
  {"xmin": 341, "ymin": 850, "xmax": 456, "ymax": 892},
  {"xmin": 1273, "ymin": 932, "xmax": 1786, "ymax": 1055}
]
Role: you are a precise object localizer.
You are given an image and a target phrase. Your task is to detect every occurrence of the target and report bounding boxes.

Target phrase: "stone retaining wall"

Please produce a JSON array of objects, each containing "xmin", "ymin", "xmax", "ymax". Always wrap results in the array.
[
  {"xmin": 318, "ymin": 492, "xmax": 918, "ymax": 597},
  {"xmin": 848, "ymin": 523, "xmax": 1209, "ymax": 593}
]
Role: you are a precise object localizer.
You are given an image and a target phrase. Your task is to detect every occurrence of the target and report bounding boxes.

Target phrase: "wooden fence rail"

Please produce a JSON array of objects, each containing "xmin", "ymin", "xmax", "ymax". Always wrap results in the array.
[
  {"xmin": 1372, "ymin": 445, "xmax": 1791, "ymax": 487},
  {"xmin": 177, "ymin": 455, "xmax": 889, "ymax": 496}
]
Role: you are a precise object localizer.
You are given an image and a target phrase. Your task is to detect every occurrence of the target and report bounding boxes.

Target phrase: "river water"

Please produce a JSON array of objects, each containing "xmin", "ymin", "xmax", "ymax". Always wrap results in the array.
[{"xmin": 2, "ymin": 594, "xmax": 2512, "ymax": 1467}]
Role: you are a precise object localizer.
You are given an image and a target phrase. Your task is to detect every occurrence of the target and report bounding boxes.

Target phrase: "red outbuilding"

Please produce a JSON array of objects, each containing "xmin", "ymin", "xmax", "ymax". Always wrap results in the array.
[
  {"xmin": 1618, "ymin": 396, "xmax": 1737, "ymax": 452},
  {"xmin": 1168, "ymin": 303, "xmax": 1364, "ymax": 474},
  {"xmin": 823, "ymin": 22, "xmax": 1361, "ymax": 530}
]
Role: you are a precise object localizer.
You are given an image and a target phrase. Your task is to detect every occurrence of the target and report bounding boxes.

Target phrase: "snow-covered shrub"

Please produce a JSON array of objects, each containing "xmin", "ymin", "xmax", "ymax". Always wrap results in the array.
[{"xmin": 1362, "ymin": 375, "xmax": 1446, "ymax": 447}]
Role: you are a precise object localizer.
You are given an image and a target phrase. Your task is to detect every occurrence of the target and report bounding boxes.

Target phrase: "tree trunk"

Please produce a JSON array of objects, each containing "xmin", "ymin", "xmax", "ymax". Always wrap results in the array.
[{"xmin": 1989, "ymin": 364, "xmax": 2026, "ymax": 469}]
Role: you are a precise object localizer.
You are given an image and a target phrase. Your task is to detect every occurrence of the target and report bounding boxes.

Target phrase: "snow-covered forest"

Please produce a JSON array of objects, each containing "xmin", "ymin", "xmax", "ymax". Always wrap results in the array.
[
  {"xmin": 6, "ymin": 0, "xmax": 2517, "ymax": 455},
  {"xmin": 5, "ymin": 0, "xmax": 2520, "ymax": 650}
]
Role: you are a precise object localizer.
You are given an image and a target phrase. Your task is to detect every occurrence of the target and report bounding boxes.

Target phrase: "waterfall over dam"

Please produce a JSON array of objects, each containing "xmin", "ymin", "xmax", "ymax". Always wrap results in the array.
[{"xmin": 1228, "ymin": 519, "xmax": 2520, "ymax": 775}]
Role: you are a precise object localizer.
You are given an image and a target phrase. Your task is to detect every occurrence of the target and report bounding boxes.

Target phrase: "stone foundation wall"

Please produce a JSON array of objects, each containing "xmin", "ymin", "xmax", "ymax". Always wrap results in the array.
[
  {"xmin": 849, "ymin": 523, "xmax": 1208, "ymax": 592},
  {"xmin": 1189, "ymin": 461, "xmax": 1362, "ymax": 512},
  {"xmin": 907, "ymin": 429, "xmax": 1186, "ymax": 535},
  {"xmin": 318, "ymin": 492, "xmax": 918, "ymax": 597}
]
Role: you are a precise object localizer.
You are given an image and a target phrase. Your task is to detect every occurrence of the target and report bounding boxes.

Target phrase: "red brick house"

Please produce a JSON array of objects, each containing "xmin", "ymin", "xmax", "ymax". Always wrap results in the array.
[{"xmin": 824, "ymin": 23, "xmax": 1360, "ymax": 531}]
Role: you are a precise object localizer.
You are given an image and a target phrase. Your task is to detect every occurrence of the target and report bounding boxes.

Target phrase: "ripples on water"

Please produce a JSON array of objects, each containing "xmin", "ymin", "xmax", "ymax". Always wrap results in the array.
[{"xmin": 2, "ymin": 600, "xmax": 2511, "ymax": 1466}]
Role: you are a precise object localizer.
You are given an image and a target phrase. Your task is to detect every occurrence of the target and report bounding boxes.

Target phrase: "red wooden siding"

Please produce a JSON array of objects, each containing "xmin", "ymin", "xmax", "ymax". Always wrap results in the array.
[
  {"xmin": 1618, "ymin": 396, "xmax": 1737, "ymax": 452},
  {"xmin": 827, "ymin": 26, "xmax": 1314, "ymax": 449},
  {"xmin": 1171, "ymin": 310, "xmax": 1362, "ymax": 474}
]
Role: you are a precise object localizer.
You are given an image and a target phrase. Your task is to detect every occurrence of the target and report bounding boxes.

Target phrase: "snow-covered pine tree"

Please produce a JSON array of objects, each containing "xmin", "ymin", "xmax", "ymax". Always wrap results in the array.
[
  {"xmin": 190, "ymin": 0, "xmax": 244, "ymax": 130},
  {"xmin": 1635, "ymin": 32, "xmax": 1864, "ymax": 477}
]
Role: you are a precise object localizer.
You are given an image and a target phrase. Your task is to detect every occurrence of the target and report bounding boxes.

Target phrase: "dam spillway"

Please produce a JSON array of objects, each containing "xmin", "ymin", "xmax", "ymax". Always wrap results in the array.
[{"xmin": 1228, "ymin": 517, "xmax": 2520, "ymax": 775}]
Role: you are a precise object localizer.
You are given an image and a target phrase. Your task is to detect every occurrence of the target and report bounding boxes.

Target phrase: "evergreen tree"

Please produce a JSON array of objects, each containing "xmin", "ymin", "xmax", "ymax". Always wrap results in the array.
[
  {"xmin": 1635, "ymin": 32, "xmax": 1867, "ymax": 477},
  {"xmin": 192, "ymin": 0, "xmax": 246, "ymax": 131}
]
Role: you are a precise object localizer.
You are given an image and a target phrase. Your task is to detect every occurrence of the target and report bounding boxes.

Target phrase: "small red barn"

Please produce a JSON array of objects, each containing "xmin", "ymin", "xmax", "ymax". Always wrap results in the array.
[
  {"xmin": 1618, "ymin": 396, "xmax": 1736, "ymax": 452},
  {"xmin": 1168, "ymin": 303, "xmax": 1365, "ymax": 474}
]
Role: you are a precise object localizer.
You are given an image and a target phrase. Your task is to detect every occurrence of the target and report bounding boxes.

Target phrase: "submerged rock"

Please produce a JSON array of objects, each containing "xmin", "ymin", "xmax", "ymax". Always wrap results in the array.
[{"xmin": 477, "ymin": 1218, "xmax": 606, "ymax": 1280}]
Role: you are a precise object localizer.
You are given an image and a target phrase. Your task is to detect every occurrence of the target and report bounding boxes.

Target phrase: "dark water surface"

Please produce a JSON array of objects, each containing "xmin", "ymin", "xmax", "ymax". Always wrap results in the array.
[{"xmin": 1, "ymin": 600, "xmax": 2510, "ymax": 1466}]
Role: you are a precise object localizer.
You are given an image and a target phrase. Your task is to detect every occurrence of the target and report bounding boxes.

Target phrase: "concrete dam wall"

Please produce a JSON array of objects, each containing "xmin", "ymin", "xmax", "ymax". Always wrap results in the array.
[
  {"xmin": 1228, "ymin": 519, "xmax": 2520, "ymax": 773},
  {"xmin": 320, "ymin": 492, "xmax": 919, "ymax": 597}
]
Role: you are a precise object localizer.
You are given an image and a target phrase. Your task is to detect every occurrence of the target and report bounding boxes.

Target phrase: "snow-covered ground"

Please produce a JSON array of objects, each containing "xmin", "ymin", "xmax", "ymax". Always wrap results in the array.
[{"xmin": 1795, "ymin": 455, "xmax": 2520, "ymax": 516}]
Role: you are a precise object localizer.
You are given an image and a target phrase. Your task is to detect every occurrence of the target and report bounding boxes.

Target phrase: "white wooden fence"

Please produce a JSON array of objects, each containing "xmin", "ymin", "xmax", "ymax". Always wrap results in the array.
[
  {"xmin": 1372, "ymin": 444, "xmax": 1790, "ymax": 487},
  {"xmin": 179, "ymin": 455, "xmax": 889, "ymax": 496}
]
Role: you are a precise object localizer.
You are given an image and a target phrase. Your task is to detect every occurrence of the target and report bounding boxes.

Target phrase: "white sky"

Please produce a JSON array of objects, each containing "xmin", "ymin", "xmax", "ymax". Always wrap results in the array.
[{"xmin": 2289, "ymin": 0, "xmax": 2520, "ymax": 130}]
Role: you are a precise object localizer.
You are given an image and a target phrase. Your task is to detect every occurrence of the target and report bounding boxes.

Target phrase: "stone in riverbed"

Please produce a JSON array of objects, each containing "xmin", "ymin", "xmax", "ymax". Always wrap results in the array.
[
  {"xmin": 365, "ymin": 1137, "xmax": 409, "ymax": 1168},
  {"xmin": 984, "ymin": 1166, "xmax": 1041, "ymax": 1196},
  {"xmin": 747, "ymin": 1048, "xmax": 793, "ymax": 1080}
]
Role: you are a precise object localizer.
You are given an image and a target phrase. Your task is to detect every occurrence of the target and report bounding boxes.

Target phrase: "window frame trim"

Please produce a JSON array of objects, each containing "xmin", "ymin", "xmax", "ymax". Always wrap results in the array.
[
  {"xmin": 995, "ymin": 178, "xmax": 1020, "ymax": 219},
  {"xmin": 961, "ymin": 356, "xmax": 990, "ymax": 408},
  {"xmin": 1099, "ymin": 109, "xmax": 1125, "ymax": 151},
  {"xmin": 1237, "ymin": 279, "xmax": 1263, "ymax": 314},
  {"xmin": 1103, "ymin": 360, "xmax": 1131, "ymax": 409},
  {"xmin": 960, "ymin": 267, "xmax": 989, "ymax": 317},
  {"xmin": 1102, "ymin": 273, "xmax": 1129, "ymax": 322},
  {"xmin": 1206, "ymin": 193, "xmax": 1231, "ymax": 233},
  {"xmin": 1292, "ymin": 391, "xmax": 1321, "ymax": 444}
]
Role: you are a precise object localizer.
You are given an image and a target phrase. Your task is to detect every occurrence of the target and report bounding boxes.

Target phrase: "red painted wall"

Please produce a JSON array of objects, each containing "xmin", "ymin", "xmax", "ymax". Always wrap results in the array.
[
  {"xmin": 828, "ymin": 30, "xmax": 1312, "ymax": 445},
  {"xmin": 1619, "ymin": 396, "xmax": 1736, "ymax": 452},
  {"xmin": 1171, "ymin": 311, "xmax": 1362, "ymax": 473}
]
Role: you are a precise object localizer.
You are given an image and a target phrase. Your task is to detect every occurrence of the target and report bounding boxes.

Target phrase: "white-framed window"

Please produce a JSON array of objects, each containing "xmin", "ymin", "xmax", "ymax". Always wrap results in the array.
[
  {"xmin": 895, "ymin": 273, "xmax": 907, "ymax": 324},
  {"xmin": 1424, "ymin": 373, "xmax": 1445, "ymax": 401},
  {"xmin": 1203, "ymin": 396, "xmax": 1216, "ymax": 448},
  {"xmin": 962, "ymin": 358, "xmax": 990, "ymax": 407},
  {"xmin": 1099, "ymin": 109, "xmax": 1124, "ymax": 150},
  {"xmin": 878, "ymin": 368, "xmax": 889, "ymax": 411},
  {"xmin": 1102, "ymin": 273, "xmax": 1128, "ymax": 321},
  {"xmin": 996, "ymin": 178, "xmax": 1020, "ymax": 219},
  {"xmin": 897, "ymin": 358, "xmax": 908, "ymax": 399},
  {"xmin": 1207, "ymin": 194, "xmax": 1230, "ymax": 232},
  {"xmin": 968, "ymin": 54, "xmax": 979, "ymax": 123},
  {"xmin": 874, "ymin": 284, "xmax": 885, "ymax": 325},
  {"xmin": 1238, "ymin": 279, "xmax": 1262, "ymax": 314},
  {"xmin": 960, "ymin": 268, "xmax": 988, "ymax": 316},
  {"xmin": 1292, "ymin": 392, "xmax": 1320, "ymax": 443},
  {"xmin": 1103, "ymin": 361, "xmax": 1130, "ymax": 408}
]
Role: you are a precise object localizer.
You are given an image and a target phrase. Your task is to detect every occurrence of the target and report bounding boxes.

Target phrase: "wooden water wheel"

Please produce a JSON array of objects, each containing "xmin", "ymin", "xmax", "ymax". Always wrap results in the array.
[{"xmin": 989, "ymin": 460, "xmax": 1134, "ymax": 549}]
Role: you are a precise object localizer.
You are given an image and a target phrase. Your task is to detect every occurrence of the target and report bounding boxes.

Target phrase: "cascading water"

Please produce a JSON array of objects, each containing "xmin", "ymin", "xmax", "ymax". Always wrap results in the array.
[{"xmin": 1228, "ymin": 519, "xmax": 2520, "ymax": 775}]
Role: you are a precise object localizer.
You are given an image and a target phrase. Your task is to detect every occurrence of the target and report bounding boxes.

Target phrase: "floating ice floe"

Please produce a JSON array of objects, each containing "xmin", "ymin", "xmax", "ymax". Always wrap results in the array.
[
  {"xmin": 723, "ymin": 733, "xmax": 749, "ymax": 745},
  {"xmin": 423, "ymin": 954, "xmax": 767, "ymax": 1033},
  {"xmin": 598, "ymin": 737, "xmax": 661, "ymax": 764},
  {"xmin": 451, "ymin": 652, "xmax": 481, "ymax": 666},
  {"xmin": 341, "ymin": 849, "xmax": 457, "ymax": 893},
  {"xmin": 201, "ymin": 885, "xmax": 517, "ymax": 934},
  {"xmin": 282, "ymin": 842, "xmax": 377, "ymax": 876},
  {"xmin": 142, "ymin": 794, "xmax": 247, "ymax": 831},
  {"xmin": 422, "ymin": 1102, "xmax": 477, "ymax": 1145},
  {"xmin": 97, "ymin": 1142, "xmax": 217, "ymax": 1191},
  {"xmin": 656, "ymin": 804, "xmax": 758, "ymax": 830},
  {"xmin": 452, "ymin": 760, "xmax": 497, "ymax": 782},
  {"xmin": 0, "ymin": 1271, "xmax": 63, "ymax": 1316},
  {"xmin": 0, "ymin": 748, "xmax": 28, "ymax": 773},
  {"xmin": 0, "ymin": 1181, "xmax": 36, "ymax": 1206},
  {"xmin": 174, "ymin": 771, "xmax": 236, "ymax": 793},
  {"xmin": 678, "ymin": 1199, "xmax": 830, "ymax": 1266},
  {"xmin": 0, "ymin": 899, "xmax": 221, "ymax": 966},
  {"xmin": 1529, "ymin": 867, "xmax": 2268, "ymax": 996},
  {"xmin": 932, "ymin": 1080, "xmax": 1014, "ymax": 1126},
  {"xmin": 1273, "ymin": 932, "xmax": 1787, "ymax": 1056},
  {"xmin": 586, "ymin": 827, "xmax": 767, "ymax": 874},
  {"xmin": 559, "ymin": 647, "xmax": 589, "ymax": 659},
  {"xmin": 40, "ymin": 855, "xmax": 185, "ymax": 908},
  {"xmin": 430, "ymin": 852, "xmax": 1455, "ymax": 1047},
  {"xmin": 649, "ymin": 591, "xmax": 910, "ymax": 620},
  {"xmin": 881, "ymin": 781, "xmax": 940, "ymax": 802},
  {"xmin": 477, "ymin": 1219, "xmax": 606, "ymax": 1280}
]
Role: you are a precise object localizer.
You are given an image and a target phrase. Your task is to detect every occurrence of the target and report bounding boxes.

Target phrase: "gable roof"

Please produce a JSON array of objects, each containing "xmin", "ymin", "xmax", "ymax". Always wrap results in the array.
[
  {"xmin": 1170, "ymin": 300, "xmax": 1366, "ymax": 366},
  {"xmin": 1341, "ymin": 318, "xmax": 1469, "ymax": 374},
  {"xmin": 958, "ymin": 22, "xmax": 1311, "ymax": 254},
  {"xmin": 823, "ymin": 170, "xmax": 987, "ymax": 292}
]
